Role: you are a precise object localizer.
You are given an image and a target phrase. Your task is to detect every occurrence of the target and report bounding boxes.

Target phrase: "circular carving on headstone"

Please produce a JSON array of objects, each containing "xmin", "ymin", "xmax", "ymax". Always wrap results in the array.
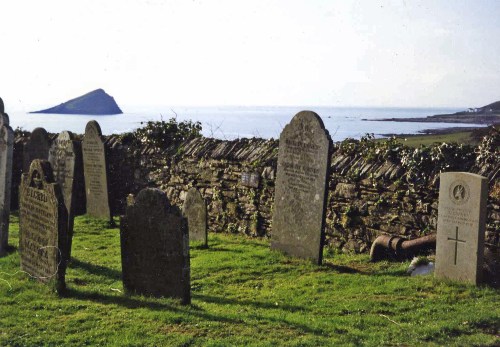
[{"xmin": 448, "ymin": 179, "xmax": 470, "ymax": 205}]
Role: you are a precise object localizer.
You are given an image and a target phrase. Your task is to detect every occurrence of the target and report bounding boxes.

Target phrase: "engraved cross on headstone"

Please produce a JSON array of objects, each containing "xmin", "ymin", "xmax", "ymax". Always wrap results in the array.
[{"xmin": 447, "ymin": 226, "xmax": 466, "ymax": 265}]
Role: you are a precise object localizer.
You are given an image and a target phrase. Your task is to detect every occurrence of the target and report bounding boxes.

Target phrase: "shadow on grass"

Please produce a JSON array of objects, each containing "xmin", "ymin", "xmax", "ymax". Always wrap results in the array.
[
  {"xmin": 194, "ymin": 294, "xmax": 307, "ymax": 313},
  {"xmin": 69, "ymin": 258, "xmax": 122, "ymax": 281},
  {"xmin": 1, "ymin": 245, "xmax": 18, "ymax": 255},
  {"xmin": 194, "ymin": 294, "xmax": 327, "ymax": 336},
  {"xmin": 321, "ymin": 262, "xmax": 366, "ymax": 274},
  {"xmin": 64, "ymin": 287, "xmax": 327, "ymax": 336},
  {"xmin": 64, "ymin": 288, "xmax": 239, "ymax": 324}
]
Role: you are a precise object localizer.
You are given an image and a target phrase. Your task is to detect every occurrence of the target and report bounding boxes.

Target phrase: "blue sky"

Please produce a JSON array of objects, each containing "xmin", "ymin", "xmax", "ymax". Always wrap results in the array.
[{"xmin": 1, "ymin": 0, "xmax": 499, "ymax": 110}]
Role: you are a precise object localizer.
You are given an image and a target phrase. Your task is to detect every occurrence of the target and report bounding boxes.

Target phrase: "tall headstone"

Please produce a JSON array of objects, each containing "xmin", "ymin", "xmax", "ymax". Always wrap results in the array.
[
  {"xmin": 120, "ymin": 188, "xmax": 190, "ymax": 304},
  {"xmin": 435, "ymin": 172, "xmax": 488, "ymax": 285},
  {"xmin": 23, "ymin": 127, "xmax": 50, "ymax": 173},
  {"xmin": 19, "ymin": 160, "xmax": 68, "ymax": 292},
  {"xmin": 182, "ymin": 188, "xmax": 208, "ymax": 246},
  {"xmin": 271, "ymin": 111, "xmax": 332, "ymax": 264},
  {"xmin": 82, "ymin": 120, "xmax": 111, "ymax": 220},
  {"xmin": 48, "ymin": 130, "xmax": 82, "ymax": 256},
  {"xmin": 0, "ymin": 101, "xmax": 14, "ymax": 256}
]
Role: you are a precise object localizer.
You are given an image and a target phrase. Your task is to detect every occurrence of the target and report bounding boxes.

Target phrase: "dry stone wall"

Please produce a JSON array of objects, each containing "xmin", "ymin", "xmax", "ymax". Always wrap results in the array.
[{"xmin": 10, "ymin": 130, "xmax": 500, "ymax": 253}]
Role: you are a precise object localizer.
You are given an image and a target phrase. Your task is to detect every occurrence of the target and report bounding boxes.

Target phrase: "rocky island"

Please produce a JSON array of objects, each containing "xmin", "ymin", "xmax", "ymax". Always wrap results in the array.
[
  {"xmin": 31, "ymin": 89, "xmax": 123, "ymax": 115},
  {"xmin": 365, "ymin": 100, "xmax": 500, "ymax": 125}
]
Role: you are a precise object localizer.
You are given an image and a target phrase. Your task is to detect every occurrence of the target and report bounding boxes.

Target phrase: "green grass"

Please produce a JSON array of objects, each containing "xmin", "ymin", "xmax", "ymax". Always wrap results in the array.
[
  {"xmin": 1, "ymin": 214, "xmax": 498, "ymax": 346},
  {"xmin": 389, "ymin": 131, "xmax": 478, "ymax": 147}
]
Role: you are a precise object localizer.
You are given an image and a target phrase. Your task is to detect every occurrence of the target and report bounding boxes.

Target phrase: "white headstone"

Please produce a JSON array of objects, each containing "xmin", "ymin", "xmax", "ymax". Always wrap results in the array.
[{"xmin": 435, "ymin": 172, "xmax": 488, "ymax": 285}]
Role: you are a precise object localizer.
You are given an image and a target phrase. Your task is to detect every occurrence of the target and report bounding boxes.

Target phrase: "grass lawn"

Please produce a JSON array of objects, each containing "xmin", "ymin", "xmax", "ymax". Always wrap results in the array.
[{"xmin": 0, "ymin": 214, "xmax": 498, "ymax": 346}]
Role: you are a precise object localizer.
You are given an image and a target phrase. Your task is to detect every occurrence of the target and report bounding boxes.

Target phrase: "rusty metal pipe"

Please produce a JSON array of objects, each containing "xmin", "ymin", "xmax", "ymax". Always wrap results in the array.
[{"xmin": 370, "ymin": 233, "xmax": 436, "ymax": 262}]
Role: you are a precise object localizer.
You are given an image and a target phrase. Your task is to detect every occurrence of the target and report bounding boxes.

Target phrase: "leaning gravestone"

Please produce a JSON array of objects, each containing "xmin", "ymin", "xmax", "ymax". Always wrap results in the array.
[
  {"xmin": 182, "ymin": 188, "xmax": 208, "ymax": 246},
  {"xmin": 0, "ymin": 103, "xmax": 14, "ymax": 256},
  {"xmin": 19, "ymin": 160, "xmax": 68, "ymax": 292},
  {"xmin": 82, "ymin": 120, "xmax": 111, "ymax": 220},
  {"xmin": 435, "ymin": 172, "xmax": 488, "ymax": 285},
  {"xmin": 271, "ymin": 111, "xmax": 332, "ymax": 264},
  {"xmin": 48, "ymin": 130, "xmax": 82, "ymax": 256},
  {"xmin": 23, "ymin": 127, "xmax": 50, "ymax": 173},
  {"xmin": 120, "ymin": 188, "xmax": 190, "ymax": 304}
]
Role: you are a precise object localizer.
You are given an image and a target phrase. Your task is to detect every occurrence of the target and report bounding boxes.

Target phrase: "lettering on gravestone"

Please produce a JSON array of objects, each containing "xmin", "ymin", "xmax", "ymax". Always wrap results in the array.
[
  {"xmin": 23, "ymin": 127, "xmax": 50, "ymax": 173},
  {"xmin": 271, "ymin": 111, "xmax": 332, "ymax": 264},
  {"xmin": 82, "ymin": 120, "xmax": 111, "ymax": 220},
  {"xmin": 435, "ymin": 172, "xmax": 487, "ymax": 285},
  {"xmin": 182, "ymin": 188, "xmax": 208, "ymax": 246},
  {"xmin": 120, "ymin": 188, "xmax": 190, "ymax": 304},
  {"xmin": 19, "ymin": 160, "xmax": 68, "ymax": 292},
  {"xmin": 0, "ymin": 104, "xmax": 14, "ymax": 256}
]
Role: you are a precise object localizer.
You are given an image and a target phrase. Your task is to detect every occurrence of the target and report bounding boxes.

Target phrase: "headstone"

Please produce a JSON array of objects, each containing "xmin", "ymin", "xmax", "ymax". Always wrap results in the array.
[
  {"xmin": 82, "ymin": 121, "xmax": 111, "ymax": 220},
  {"xmin": 271, "ymin": 111, "xmax": 332, "ymax": 264},
  {"xmin": 19, "ymin": 160, "xmax": 68, "ymax": 292},
  {"xmin": 23, "ymin": 127, "xmax": 50, "ymax": 173},
  {"xmin": 182, "ymin": 188, "xmax": 208, "ymax": 246},
  {"xmin": 240, "ymin": 171, "xmax": 260, "ymax": 188},
  {"xmin": 0, "ymin": 104, "xmax": 14, "ymax": 256},
  {"xmin": 48, "ymin": 130, "xmax": 82, "ymax": 256},
  {"xmin": 435, "ymin": 172, "xmax": 487, "ymax": 285},
  {"xmin": 120, "ymin": 188, "xmax": 190, "ymax": 304}
]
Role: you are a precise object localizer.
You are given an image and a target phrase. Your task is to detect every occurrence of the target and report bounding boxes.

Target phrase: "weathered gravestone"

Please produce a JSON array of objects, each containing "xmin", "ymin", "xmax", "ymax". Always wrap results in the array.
[
  {"xmin": 19, "ymin": 160, "xmax": 68, "ymax": 292},
  {"xmin": 23, "ymin": 127, "xmax": 50, "ymax": 173},
  {"xmin": 435, "ymin": 172, "xmax": 488, "ymax": 285},
  {"xmin": 271, "ymin": 111, "xmax": 332, "ymax": 264},
  {"xmin": 48, "ymin": 130, "xmax": 84, "ymax": 256},
  {"xmin": 0, "ymin": 104, "xmax": 14, "ymax": 256},
  {"xmin": 82, "ymin": 120, "xmax": 111, "ymax": 220},
  {"xmin": 120, "ymin": 188, "xmax": 190, "ymax": 304},
  {"xmin": 182, "ymin": 188, "xmax": 208, "ymax": 246}
]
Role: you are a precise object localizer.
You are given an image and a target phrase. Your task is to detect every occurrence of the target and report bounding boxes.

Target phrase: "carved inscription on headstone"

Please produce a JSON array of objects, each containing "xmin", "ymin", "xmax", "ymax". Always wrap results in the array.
[
  {"xmin": 120, "ymin": 188, "xmax": 190, "ymax": 304},
  {"xmin": 82, "ymin": 121, "xmax": 111, "ymax": 220},
  {"xmin": 271, "ymin": 111, "xmax": 332, "ymax": 264},
  {"xmin": 23, "ymin": 127, "xmax": 50, "ymax": 173},
  {"xmin": 19, "ymin": 160, "xmax": 68, "ymax": 291},
  {"xmin": 435, "ymin": 172, "xmax": 487, "ymax": 285},
  {"xmin": 240, "ymin": 172, "xmax": 260, "ymax": 188},
  {"xmin": 182, "ymin": 188, "xmax": 208, "ymax": 246},
  {"xmin": 0, "ymin": 106, "xmax": 14, "ymax": 256}
]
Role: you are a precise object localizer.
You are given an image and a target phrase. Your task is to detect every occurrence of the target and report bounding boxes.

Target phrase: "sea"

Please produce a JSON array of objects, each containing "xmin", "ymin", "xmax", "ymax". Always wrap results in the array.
[{"xmin": 6, "ymin": 106, "xmax": 486, "ymax": 142}]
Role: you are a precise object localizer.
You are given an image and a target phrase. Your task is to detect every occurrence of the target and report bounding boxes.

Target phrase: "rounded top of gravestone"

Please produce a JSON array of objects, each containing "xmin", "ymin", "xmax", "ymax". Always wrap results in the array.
[
  {"xmin": 134, "ymin": 188, "xmax": 172, "ymax": 210},
  {"xmin": 57, "ymin": 130, "xmax": 75, "ymax": 142},
  {"xmin": 182, "ymin": 188, "xmax": 204, "ymax": 213},
  {"xmin": 0, "ymin": 97, "xmax": 4, "ymax": 114},
  {"xmin": 289, "ymin": 110, "xmax": 328, "ymax": 133},
  {"xmin": 31, "ymin": 127, "xmax": 49, "ymax": 140},
  {"xmin": 85, "ymin": 120, "xmax": 103, "ymax": 137}
]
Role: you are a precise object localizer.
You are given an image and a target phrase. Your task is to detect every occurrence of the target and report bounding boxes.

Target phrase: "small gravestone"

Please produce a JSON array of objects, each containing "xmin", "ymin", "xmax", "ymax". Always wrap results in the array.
[
  {"xmin": 48, "ymin": 130, "xmax": 82, "ymax": 257},
  {"xmin": 271, "ymin": 111, "xmax": 332, "ymax": 264},
  {"xmin": 240, "ymin": 172, "xmax": 260, "ymax": 188},
  {"xmin": 120, "ymin": 188, "xmax": 190, "ymax": 304},
  {"xmin": 82, "ymin": 120, "xmax": 111, "ymax": 220},
  {"xmin": 23, "ymin": 127, "xmax": 50, "ymax": 173},
  {"xmin": 435, "ymin": 172, "xmax": 488, "ymax": 285},
  {"xmin": 19, "ymin": 160, "xmax": 68, "ymax": 292},
  {"xmin": 0, "ymin": 105, "xmax": 14, "ymax": 256},
  {"xmin": 182, "ymin": 188, "xmax": 208, "ymax": 246}
]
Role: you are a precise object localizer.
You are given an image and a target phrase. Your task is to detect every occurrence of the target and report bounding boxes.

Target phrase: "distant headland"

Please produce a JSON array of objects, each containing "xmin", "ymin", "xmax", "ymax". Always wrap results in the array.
[
  {"xmin": 30, "ymin": 89, "xmax": 123, "ymax": 115},
  {"xmin": 365, "ymin": 100, "xmax": 500, "ymax": 125}
]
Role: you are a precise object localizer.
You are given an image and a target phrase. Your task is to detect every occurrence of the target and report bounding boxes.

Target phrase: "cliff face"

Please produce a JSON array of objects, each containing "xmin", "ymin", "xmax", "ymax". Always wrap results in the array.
[{"xmin": 31, "ymin": 89, "xmax": 123, "ymax": 115}]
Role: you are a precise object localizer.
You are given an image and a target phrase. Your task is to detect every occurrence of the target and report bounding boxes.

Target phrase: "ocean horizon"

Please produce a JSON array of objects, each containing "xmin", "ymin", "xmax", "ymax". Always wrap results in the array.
[{"xmin": 6, "ymin": 106, "xmax": 486, "ymax": 142}]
